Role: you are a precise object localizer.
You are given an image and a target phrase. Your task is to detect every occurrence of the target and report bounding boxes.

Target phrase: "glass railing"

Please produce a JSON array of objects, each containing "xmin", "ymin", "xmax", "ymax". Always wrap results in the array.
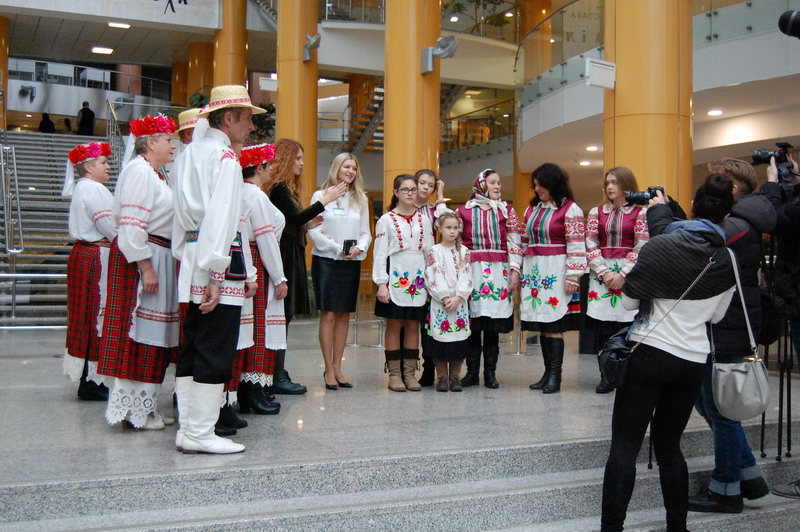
[
  {"xmin": 319, "ymin": 0, "xmax": 385, "ymax": 23},
  {"xmin": 441, "ymin": 99, "xmax": 514, "ymax": 152},
  {"xmin": 693, "ymin": 0, "xmax": 799, "ymax": 47},
  {"xmin": 440, "ymin": 0, "xmax": 517, "ymax": 41},
  {"xmin": 7, "ymin": 58, "xmax": 171, "ymax": 101}
]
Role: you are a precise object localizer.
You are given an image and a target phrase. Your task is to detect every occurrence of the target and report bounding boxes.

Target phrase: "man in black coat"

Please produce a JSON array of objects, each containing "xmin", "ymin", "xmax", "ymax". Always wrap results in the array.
[
  {"xmin": 76, "ymin": 101, "xmax": 95, "ymax": 136},
  {"xmin": 761, "ymin": 155, "xmax": 800, "ymax": 500}
]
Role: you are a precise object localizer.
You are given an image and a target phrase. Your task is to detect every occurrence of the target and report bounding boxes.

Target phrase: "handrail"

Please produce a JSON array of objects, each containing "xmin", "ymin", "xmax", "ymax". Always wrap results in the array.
[
  {"xmin": 106, "ymin": 100, "xmax": 123, "ymax": 167},
  {"xmin": 446, "ymin": 98, "xmax": 514, "ymax": 122},
  {"xmin": 0, "ymin": 145, "xmax": 25, "ymax": 320},
  {"xmin": 0, "ymin": 273, "xmax": 67, "ymax": 279}
]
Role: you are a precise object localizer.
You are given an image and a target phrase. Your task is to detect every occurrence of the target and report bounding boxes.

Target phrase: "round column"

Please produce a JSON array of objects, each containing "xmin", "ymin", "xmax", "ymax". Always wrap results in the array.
[
  {"xmin": 187, "ymin": 42, "xmax": 214, "ymax": 101},
  {"xmin": 213, "ymin": 0, "xmax": 248, "ymax": 86},
  {"xmin": 172, "ymin": 62, "xmax": 188, "ymax": 106}
]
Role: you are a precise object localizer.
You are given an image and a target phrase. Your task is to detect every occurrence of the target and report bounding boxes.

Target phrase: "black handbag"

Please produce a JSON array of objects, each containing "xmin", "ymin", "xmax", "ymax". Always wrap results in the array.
[{"xmin": 598, "ymin": 255, "xmax": 717, "ymax": 390}]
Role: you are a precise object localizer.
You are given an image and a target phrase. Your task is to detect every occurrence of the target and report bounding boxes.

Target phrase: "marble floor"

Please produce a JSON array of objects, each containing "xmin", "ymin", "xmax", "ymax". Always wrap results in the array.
[{"xmin": 0, "ymin": 318, "xmax": 794, "ymax": 487}]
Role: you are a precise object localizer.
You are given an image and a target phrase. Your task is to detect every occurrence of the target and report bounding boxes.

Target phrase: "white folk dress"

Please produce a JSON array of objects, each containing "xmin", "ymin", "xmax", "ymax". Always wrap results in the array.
[{"xmin": 424, "ymin": 243, "xmax": 473, "ymax": 361}]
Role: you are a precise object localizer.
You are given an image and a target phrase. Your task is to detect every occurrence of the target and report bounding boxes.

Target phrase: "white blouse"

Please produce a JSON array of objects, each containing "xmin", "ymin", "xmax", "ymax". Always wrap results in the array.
[
  {"xmin": 372, "ymin": 209, "xmax": 434, "ymax": 285},
  {"xmin": 308, "ymin": 190, "xmax": 372, "ymax": 261},
  {"xmin": 425, "ymin": 243, "xmax": 473, "ymax": 303},
  {"xmin": 112, "ymin": 155, "xmax": 173, "ymax": 262},
  {"xmin": 69, "ymin": 178, "xmax": 117, "ymax": 242},
  {"xmin": 242, "ymin": 181, "xmax": 287, "ymax": 285}
]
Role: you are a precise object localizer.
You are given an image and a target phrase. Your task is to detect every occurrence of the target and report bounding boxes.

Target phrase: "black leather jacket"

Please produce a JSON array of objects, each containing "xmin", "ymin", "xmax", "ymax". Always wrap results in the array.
[{"xmin": 761, "ymin": 182, "xmax": 800, "ymax": 320}]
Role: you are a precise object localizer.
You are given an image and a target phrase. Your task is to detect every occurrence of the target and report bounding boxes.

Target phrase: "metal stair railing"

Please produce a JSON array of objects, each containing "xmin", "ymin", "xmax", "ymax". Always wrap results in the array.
[
  {"xmin": 252, "ymin": 0, "xmax": 278, "ymax": 30},
  {"xmin": 1, "ymin": 145, "xmax": 25, "ymax": 322}
]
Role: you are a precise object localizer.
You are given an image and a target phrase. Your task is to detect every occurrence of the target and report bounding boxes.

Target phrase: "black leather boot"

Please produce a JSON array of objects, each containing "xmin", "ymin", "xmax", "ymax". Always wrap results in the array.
[
  {"xmin": 529, "ymin": 335, "xmax": 551, "ymax": 390},
  {"xmin": 542, "ymin": 337, "xmax": 563, "ymax": 394},
  {"xmin": 239, "ymin": 381, "xmax": 280, "ymax": 415},
  {"xmin": 214, "ymin": 407, "xmax": 238, "ymax": 436},
  {"xmin": 483, "ymin": 343, "xmax": 499, "ymax": 389},
  {"xmin": 419, "ymin": 354, "xmax": 435, "ymax": 386},
  {"xmin": 77, "ymin": 359, "xmax": 109, "ymax": 401},
  {"xmin": 267, "ymin": 350, "xmax": 307, "ymax": 395},
  {"xmin": 461, "ymin": 333, "xmax": 481, "ymax": 387},
  {"xmin": 219, "ymin": 404, "xmax": 248, "ymax": 429}
]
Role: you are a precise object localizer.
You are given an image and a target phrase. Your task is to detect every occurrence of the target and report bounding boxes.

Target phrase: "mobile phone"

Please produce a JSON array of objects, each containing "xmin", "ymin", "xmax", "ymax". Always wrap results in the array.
[{"xmin": 343, "ymin": 239, "xmax": 357, "ymax": 255}]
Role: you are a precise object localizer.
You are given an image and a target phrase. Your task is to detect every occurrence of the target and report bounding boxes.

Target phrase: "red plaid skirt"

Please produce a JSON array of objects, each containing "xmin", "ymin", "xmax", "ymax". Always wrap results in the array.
[
  {"xmin": 240, "ymin": 244, "xmax": 276, "ymax": 376},
  {"xmin": 225, "ymin": 348, "xmax": 245, "ymax": 392},
  {"xmin": 66, "ymin": 241, "xmax": 103, "ymax": 362},
  {"xmin": 97, "ymin": 238, "xmax": 178, "ymax": 383}
]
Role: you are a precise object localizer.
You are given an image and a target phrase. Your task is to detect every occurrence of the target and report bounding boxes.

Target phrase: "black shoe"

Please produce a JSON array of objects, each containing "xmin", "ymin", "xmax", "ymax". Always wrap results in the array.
[
  {"xmin": 324, "ymin": 372, "xmax": 339, "ymax": 391},
  {"xmin": 219, "ymin": 405, "xmax": 248, "ymax": 429},
  {"xmin": 449, "ymin": 377, "xmax": 462, "ymax": 392},
  {"xmin": 688, "ymin": 489, "xmax": 742, "ymax": 514},
  {"xmin": 529, "ymin": 372, "xmax": 549, "ymax": 390},
  {"xmin": 741, "ymin": 476, "xmax": 769, "ymax": 500},
  {"xmin": 435, "ymin": 376, "xmax": 449, "ymax": 392},
  {"xmin": 78, "ymin": 379, "xmax": 109, "ymax": 401},
  {"xmin": 460, "ymin": 372, "xmax": 479, "ymax": 387},
  {"xmin": 268, "ymin": 369, "xmax": 307, "ymax": 395},
  {"xmin": 214, "ymin": 421, "xmax": 237, "ymax": 437},
  {"xmin": 483, "ymin": 371, "xmax": 499, "ymax": 389},
  {"xmin": 336, "ymin": 379, "xmax": 353, "ymax": 389},
  {"xmin": 239, "ymin": 382, "xmax": 280, "ymax": 415},
  {"xmin": 595, "ymin": 378, "xmax": 613, "ymax": 394}
]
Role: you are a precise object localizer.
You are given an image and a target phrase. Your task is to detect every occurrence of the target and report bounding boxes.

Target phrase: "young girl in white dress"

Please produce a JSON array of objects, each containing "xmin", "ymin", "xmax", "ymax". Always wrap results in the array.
[
  {"xmin": 424, "ymin": 211, "xmax": 472, "ymax": 392},
  {"xmin": 373, "ymin": 174, "xmax": 434, "ymax": 392}
]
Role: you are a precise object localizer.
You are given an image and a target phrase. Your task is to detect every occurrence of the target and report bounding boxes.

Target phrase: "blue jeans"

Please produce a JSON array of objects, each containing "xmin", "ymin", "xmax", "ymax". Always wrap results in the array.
[{"xmin": 694, "ymin": 354, "xmax": 761, "ymax": 495}]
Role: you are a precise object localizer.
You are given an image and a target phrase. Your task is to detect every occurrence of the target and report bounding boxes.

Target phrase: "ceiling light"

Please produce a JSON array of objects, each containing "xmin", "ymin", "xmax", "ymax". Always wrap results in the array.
[
  {"xmin": 505, "ymin": 11, "xmax": 513, "ymax": 17},
  {"xmin": 542, "ymin": 10, "xmax": 547, "ymax": 14},
  {"xmin": 502, "ymin": 113, "xmax": 509, "ymax": 118},
  {"xmin": 465, "ymin": 95, "xmax": 471, "ymax": 98},
  {"xmin": 579, "ymin": 161, "xmax": 591, "ymax": 166},
  {"xmin": 465, "ymin": 90, "xmax": 482, "ymax": 95},
  {"xmin": 108, "ymin": 22, "xmax": 130, "ymax": 29},
  {"xmin": 586, "ymin": 145, "xmax": 598, "ymax": 152},
  {"xmin": 450, "ymin": 16, "xmax": 459, "ymax": 22},
  {"xmin": 707, "ymin": 109, "xmax": 723, "ymax": 116},
  {"xmin": 92, "ymin": 46, "xmax": 114, "ymax": 55},
  {"xmin": 550, "ymin": 38, "xmax": 556, "ymax": 44},
  {"xmin": 25, "ymin": 114, "xmax": 31, "ymax": 118}
]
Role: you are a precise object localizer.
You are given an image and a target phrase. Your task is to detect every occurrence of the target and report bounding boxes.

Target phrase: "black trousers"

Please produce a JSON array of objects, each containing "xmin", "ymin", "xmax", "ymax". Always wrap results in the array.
[
  {"xmin": 601, "ymin": 343, "xmax": 705, "ymax": 532},
  {"xmin": 177, "ymin": 303, "xmax": 241, "ymax": 384}
]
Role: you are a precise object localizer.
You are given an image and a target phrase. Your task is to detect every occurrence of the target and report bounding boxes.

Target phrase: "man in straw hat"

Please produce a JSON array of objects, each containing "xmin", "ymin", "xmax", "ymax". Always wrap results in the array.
[
  {"xmin": 171, "ymin": 85, "xmax": 265, "ymax": 454},
  {"xmin": 176, "ymin": 107, "xmax": 201, "ymax": 149}
]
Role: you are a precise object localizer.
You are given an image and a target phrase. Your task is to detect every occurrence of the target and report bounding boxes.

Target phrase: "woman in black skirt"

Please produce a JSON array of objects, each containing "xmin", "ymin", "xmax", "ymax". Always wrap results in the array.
[
  {"xmin": 373, "ymin": 174, "xmax": 434, "ymax": 392},
  {"xmin": 266, "ymin": 139, "xmax": 347, "ymax": 394},
  {"xmin": 309, "ymin": 153, "xmax": 372, "ymax": 390}
]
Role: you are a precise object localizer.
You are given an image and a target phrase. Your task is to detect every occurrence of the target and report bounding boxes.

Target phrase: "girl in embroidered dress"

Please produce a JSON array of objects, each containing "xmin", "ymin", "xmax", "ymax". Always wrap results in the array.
[
  {"xmin": 414, "ymin": 169, "xmax": 451, "ymax": 386},
  {"xmin": 97, "ymin": 115, "xmax": 180, "ymax": 429},
  {"xmin": 424, "ymin": 211, "xmax": 473, "ymax": 392},
  {"xmin": 522, "ymin": 163, "xmax": 587, "ymax": 394},
  {"xmin": 456, "ymin": 169, "xmax": 523, "ymax": 389},
  {"xmin": 309, "ymin": 153, "xmax": 372, "ymax": 390},
  {"xmin": 373, "ymin": 174, "xmax": 434, "ymax": 392},
  {"xmin": 63, "ymin": 142, "xmax": 116, "ymax": 401},
  {"xmin": 585, "ymin": 167, "xmax": 648, "ymax": 393}
]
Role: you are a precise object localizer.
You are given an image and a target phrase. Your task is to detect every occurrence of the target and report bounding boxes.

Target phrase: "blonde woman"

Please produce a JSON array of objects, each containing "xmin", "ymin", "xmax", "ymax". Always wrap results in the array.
[{"xmin": 309, "ymin": 153, "xmax": 372, "ymax": 389}]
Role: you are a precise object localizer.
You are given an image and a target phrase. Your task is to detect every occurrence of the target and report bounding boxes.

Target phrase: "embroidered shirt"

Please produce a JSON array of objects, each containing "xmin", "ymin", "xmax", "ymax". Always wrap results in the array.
[
  {"xmin": 586, "ymin": 203, "xmax": 649, "ymax": 277},
  {"xmin": 372, "ymin": 209, "xmax": 434, "ymax": 285},
  {"xmin": 456, "ymin": 203, "xmax": 523, "ymax": 271},
  {"xmin": 523, "ymin": 199, "xmax": 587, "ymax": 279},
  {"xmin": 69, "ymin": 178, "xmax": 117, "ymax": 242}
]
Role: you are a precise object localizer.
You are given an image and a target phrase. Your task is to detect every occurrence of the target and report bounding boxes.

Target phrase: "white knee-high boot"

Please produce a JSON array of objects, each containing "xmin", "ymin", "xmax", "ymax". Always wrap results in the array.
[
  {"xmin": 181, "ymin": 381, "xmax": 245, "ymax": 455},
  {"xmin": 174, "ymin": 376, "xmax": 192, "ymax": 451}
]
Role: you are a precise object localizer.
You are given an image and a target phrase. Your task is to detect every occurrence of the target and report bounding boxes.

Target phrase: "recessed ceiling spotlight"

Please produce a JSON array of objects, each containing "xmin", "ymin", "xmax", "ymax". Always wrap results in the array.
[
  {"xmin": 25, "ymin": 114, "xmax": 31, "ymax": 118},
  {"xmin": 707, "ymin": 109, "xmax": 723, "ymax": 116},
  {"xmin": 586, "ymin": 145, "xmax": 599, "ymax": 152},
  {"xmin": 579, "ymin": 161, "xmax": 591, "ymax": 166},
  {"xmin": 108, "ymin": 22, "xmax": 130, "ymax": 29},
  {"xmin": 450, "ymin": 16, "xmax": 459, "ymax": 22},
  {"xmin": 550, "ymin": 38, "xmax": 556, "ymax": 44},
  {"xmin": 92, "ymin": 46, "xmax": 114, "ymax": 55},
  {"xmin": 502, "ymin": 114, "xmax": 509, "ymax": 118},
  {"xmin": 505, "ymin": 11, "xmax": 513, "ymax": 17}
]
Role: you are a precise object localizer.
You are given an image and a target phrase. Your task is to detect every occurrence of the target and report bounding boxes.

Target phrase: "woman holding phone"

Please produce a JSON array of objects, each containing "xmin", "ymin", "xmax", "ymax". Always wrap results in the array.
[{"xmin": 309, "ymin": 153, "xmax": 372, "ymax": 389}]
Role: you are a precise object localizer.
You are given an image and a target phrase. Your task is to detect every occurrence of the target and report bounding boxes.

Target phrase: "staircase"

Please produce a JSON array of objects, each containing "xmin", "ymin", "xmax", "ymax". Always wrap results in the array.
[
  {"xmin": 0, "ymin": 421, "xmax": 797, "ymax": 529},
  {"xmin": 345, "ymin": 80, "xmax": 385, "ymax": 155},
  {"xmin": 0, "ymin": 131, "xmax": 117, "ymax": 327}
]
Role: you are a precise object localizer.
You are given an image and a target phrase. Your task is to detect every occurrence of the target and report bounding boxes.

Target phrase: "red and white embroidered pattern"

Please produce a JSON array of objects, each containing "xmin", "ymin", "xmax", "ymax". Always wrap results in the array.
[
  {"xmin": 92, "ymin": 209, "xmax": 112, "ymax": 222},
  {"xmin": 253, "ymin": 224, "xmax": 275, "ymax": 237},
  {"xmin": 388, "ymin": 210, "xmax": 424, "ymax": 251},
  {"xmin": 135, "ymin": 306, "xmax": 180, "ymax": 323},
  {"xmin": 221, "ymin": 149, "xmax": 236, "ymax": 162}
]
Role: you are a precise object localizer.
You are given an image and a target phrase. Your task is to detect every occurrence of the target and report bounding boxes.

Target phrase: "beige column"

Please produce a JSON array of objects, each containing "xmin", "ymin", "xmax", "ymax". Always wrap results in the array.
[
  {"xmin": 172, "ymin": 62, "xmax": 188, "ymax": 106},
  {"xmin": 187, "ymin": 42, "xmax": 214, "ymax": 101},
  {"xmin": 213, "ymin": 0, "xmax": 248, "ymax": 86},
  {"xmin": 603, "ymin": 0, "xmax": 693, "ymax": 208},
  {"xmin": 0, "ymin": 17, "xmax": 8, "ymax": 128}
]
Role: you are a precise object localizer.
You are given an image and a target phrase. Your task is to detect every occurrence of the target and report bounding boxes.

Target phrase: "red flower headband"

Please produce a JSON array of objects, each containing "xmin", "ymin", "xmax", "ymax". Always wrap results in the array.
[
  {"xmin": 129, "ymin": 114, "xmax": 177, "ymax": 138},
  {"xmin": 68, "ymin": 142, "xmax": 112, "ymax": 165},
  {"xmin": 239, "ymin": 143, "xmax": 276, "ymax": 169}
]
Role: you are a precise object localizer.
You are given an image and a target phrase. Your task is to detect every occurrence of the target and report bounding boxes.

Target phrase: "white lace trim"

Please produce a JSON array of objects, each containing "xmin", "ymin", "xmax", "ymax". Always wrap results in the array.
[
  {"xmin": 240, "ymin": 372, "xmax": 273, "ymax": 387},
  {"xmin": 105, "ymin": 378, "xmax": 162, "ymax": 428},
  {"xmin": 63, "ymin": 354, "xmax": 103, "ymax": 385},
  {"xmin": 223, "ymin": 390, "xmax": 238, "ymax": 407}
]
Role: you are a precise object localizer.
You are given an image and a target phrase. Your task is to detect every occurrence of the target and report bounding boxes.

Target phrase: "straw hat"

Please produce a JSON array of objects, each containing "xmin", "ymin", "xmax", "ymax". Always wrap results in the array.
[
  {"xmin": 197, "ymin": 85, "xmax": 266, "ymax": 117},
  {"xmin": 176, "ymin": 108, "xmax": 201, "ymax": 133}
]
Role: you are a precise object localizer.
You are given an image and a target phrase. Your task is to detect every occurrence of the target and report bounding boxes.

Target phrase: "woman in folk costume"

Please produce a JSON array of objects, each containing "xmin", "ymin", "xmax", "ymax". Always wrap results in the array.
[
  {"xmin": 373, "ymin": 174, "xmax": 435, "ymax": 392},
  {"xmin": 585, "ymin": 167, "xmax": 648, "ymax": 393},
  {"xmin": 97, "ymin": 115, "xmax": 180, "ymax": 429},
  {"xmin": 521, "ymin": 163, "xmax": 586, "ymax": 394},
  {"xmin": 234, "ymin": 143, "xmax": 286, "ymax": 416},
  {"xmin": 62, "ymin": 141, "xmax": 116, "ymax": 401},
  {"xmin": 456, "ymin": 169, "xmax": 523, "ymax": 389},
  {"xmin": 424, "ymin": 211, "xmax": 473, "ymax": 392},
  {"xmin": 413, "ymin": 168, "xmax": 451, "ymax": 386}
]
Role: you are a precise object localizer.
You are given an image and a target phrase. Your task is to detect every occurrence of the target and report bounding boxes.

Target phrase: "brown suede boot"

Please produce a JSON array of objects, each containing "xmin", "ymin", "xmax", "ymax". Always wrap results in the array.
[
  {"xmin": 384, "ymin": 350, "xmax": 405, "ymax": 392},
  {"xmin": 449, "ymin": 362, "xmax": 463, "ymax": 392},
  {"xmin": 402, "ymin": 348, "xmax": 422, "ymax": 391}
]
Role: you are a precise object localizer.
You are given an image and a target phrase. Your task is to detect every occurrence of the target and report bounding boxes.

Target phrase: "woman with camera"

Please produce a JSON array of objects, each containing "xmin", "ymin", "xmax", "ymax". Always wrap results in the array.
[
  {"xmin": 585, "ymin": 167, "xmax": 649, "ymax": 393},
  {"xmin": 601, "ymin": 175, "xmax": 736, "ymax": 532},
  {"xmin": 309, "ymin": 153, "xmax": 372, "ymax": 390},
  {"xmin": 521, "ymin": 163, "xmax": 586, "ymax": 394}
]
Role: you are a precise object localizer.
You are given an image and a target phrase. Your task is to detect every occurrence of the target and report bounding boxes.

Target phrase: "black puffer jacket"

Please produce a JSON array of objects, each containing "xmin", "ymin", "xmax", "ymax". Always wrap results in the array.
[
  {"xmin": 761, "ymin": 182, "xmax": 800, "ymax": 320},
  {"xmin": 646, "ymin": 195, "xmax": 776, "ymax": 356}
]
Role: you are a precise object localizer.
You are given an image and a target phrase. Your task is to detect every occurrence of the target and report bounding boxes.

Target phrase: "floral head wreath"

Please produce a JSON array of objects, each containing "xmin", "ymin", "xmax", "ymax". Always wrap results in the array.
[
  {"xmin": 63, "ymin": 142, "xmax": 113, "ymax": 197},
  {"xmin": 239, "ymin": 143, "xmax": 276, "ymax": 169},
  {"xmin": 471, "ymin": 168, "xmax": 496, "ymax": 199},
  {"xmin": 129, "ymin": 114, "xmax": 177, "ymax": 138},
  {"xmin": 68, "ymin": 142, "xmax": 112, "ymax": 165}
]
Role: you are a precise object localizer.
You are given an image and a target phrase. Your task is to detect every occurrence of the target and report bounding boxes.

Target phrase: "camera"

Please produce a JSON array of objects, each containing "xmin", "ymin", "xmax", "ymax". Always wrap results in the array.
[
  {"xmin": 752, "ymin": 142, "xmax": 795, "ymax": 189},
  {"xmin": 625, "ymin": 186, "xmax": 664, "ymax": 205}
]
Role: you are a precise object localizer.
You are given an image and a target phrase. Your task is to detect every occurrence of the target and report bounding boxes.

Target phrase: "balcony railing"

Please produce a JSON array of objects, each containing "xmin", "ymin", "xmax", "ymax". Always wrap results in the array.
[{"xmin": 441, "ymin": 99, "xmax": 514, "ymax": 153}]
